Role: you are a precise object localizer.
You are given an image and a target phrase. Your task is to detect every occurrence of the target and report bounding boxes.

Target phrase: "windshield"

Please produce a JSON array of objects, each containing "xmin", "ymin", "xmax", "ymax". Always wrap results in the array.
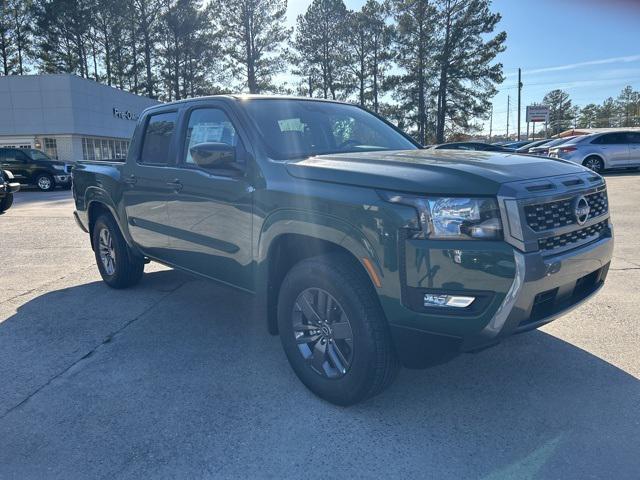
[
  {"xmin": 240, "ymin": 99, "xmax": 418, "ymax": 160},
  {"xmin": 27, "ymin": 149, "xmax": 52, "ymax": 161}
]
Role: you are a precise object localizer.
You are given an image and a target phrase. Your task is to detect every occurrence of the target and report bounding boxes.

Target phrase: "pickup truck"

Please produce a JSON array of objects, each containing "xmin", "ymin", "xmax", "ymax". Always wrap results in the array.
[
  {"xmin": 72, "ymin": 96, "xmax": 613, "ymax": 405},
  {"xmin": 0, "ymin": 147, "xmax": 72, "ymax": 191}
]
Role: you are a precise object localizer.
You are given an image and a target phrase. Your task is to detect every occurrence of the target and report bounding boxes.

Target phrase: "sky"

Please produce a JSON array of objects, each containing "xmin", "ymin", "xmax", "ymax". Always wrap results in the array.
[{"xmin": 284, "ymin": 0, "xmax": 640, "ymax": 137}]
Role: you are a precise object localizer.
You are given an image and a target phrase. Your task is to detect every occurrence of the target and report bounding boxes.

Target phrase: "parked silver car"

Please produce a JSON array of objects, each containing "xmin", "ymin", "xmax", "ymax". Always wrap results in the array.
[{"xmin": 549, "ymin": 131, "xmax": 640, "ymax": 173}]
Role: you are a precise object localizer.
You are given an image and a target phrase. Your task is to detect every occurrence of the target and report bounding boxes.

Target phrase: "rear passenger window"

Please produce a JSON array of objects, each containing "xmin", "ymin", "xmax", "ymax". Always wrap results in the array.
[
  {"xmin": 140, "ymin": 112, "xmax": 177, "ymax": 165},
  {"xmin": 626, "ymin": 132, "xmax": 640, "ymax": 144},
  {"xmin": 597, "ymin": 133, "xmax": 626, "ymax": 145}
]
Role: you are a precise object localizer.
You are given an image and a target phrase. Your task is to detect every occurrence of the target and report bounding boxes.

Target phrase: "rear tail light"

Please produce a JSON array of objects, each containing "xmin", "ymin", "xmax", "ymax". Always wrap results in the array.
[{"xmin": 558, "ymin": 146, "xmax": 577, "ymax": 153}]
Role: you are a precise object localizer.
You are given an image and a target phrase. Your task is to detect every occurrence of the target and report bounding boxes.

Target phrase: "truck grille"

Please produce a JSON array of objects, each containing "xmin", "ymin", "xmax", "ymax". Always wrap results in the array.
[
  {"xmin": 524, "ymin": 190, "xmax": 608, "ymax": 232},
  {"xmin": 538, "ymin": 220, "xmax": 608, "ymax": 251}
]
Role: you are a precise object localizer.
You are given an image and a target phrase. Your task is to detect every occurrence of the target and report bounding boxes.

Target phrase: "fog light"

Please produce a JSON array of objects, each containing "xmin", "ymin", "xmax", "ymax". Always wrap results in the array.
[{"xmin": 424, "ymin": 294, "xmax": 475, "ymax": 308}]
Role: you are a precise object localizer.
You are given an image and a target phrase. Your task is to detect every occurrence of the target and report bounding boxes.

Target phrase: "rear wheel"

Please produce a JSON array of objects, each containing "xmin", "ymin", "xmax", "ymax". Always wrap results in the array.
[
  {"xmin": 35, "ymin": 173, "xmax": 54, "ymax": 191},
  {"xmin": 277, "ymin": 253, "xmax": 398, "ymax": 405},
  {"xmin": 92, "ymin": 214, "xmax": 144, "ymax": 288},
  {"xmin": 0, "ymin": 193, "xmax": 13, "ymax": 213},
  {"xmin": 583, "ymin": 156, "xmax": 604, "ymax": 173}
]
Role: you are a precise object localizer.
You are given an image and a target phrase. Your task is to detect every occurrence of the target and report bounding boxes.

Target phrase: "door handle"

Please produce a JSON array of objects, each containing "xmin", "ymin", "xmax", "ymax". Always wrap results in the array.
[
  {"xmin": 166, "ymin": 179, "xmax": 183, "ymax": 192},
  {"xmin": 124, "ymin": 174, "xmax": 137, "ymax": 186}
]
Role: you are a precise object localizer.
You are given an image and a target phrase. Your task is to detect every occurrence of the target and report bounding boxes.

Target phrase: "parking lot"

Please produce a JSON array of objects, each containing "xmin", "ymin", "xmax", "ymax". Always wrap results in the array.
[{"xmin": 0, "ymin": 177, "xmax": 639, "ymax": 479}]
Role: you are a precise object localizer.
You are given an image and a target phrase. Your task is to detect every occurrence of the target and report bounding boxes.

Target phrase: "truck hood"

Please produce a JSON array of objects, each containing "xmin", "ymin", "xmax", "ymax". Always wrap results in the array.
[{"xmin": 285, "ymin": 149, "xmax": 588, "ymax": 195}]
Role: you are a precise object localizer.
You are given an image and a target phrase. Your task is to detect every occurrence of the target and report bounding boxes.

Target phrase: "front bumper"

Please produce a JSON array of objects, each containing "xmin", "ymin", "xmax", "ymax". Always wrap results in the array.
[
  {"xmin": 0, "ymin": 181, "xmax": 20, "ymax": 196},
  {"xmin": 53, "ymin": 174, "xmax": 71, "ymax": 184},
  {"xmin": 387, "ymin": 231, "xmax": 612, "ymax": 367}
]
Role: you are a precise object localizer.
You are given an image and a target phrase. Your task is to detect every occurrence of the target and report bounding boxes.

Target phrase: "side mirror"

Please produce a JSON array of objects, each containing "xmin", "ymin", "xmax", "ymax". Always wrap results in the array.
[{"xmin": 189, "ymin": 142, "xmax": 237, "ymax": 170}]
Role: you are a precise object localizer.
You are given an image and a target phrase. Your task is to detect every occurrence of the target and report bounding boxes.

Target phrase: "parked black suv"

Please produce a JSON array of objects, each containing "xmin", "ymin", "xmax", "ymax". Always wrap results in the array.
[
  {"xmin": 1, "ymin": 169, "xmax": 20, "ymax": 213},
  {"xmin": 0, "ymin": 148, "xmax": 72, "ymax": 191}
]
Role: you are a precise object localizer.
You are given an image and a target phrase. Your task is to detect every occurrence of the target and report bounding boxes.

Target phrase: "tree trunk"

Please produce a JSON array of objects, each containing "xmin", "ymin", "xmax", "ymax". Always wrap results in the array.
[
  {"xmin": 436, "ymin": 8, "xmax": 452, "ymax": 144},
  {"xmin": 372, "ymin": 41, "xmax": 379, "ymax": 113},
  {"xmin": 1, "ymin": 33, "xmax": 9, "ymax": 75},
  {"xmin": 417, "ymin": 4, "xmax": 425, "ymax": 145},
  {"xmin": 131, "ymin": 17, "xmax": 138, "ymax": 94}
]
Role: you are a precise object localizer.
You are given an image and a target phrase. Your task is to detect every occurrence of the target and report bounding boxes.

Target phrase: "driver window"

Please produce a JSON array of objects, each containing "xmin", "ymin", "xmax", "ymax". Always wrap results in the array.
[{"xmin": 184, "ymin": 108, "xmax": 240, "ymax": 165}]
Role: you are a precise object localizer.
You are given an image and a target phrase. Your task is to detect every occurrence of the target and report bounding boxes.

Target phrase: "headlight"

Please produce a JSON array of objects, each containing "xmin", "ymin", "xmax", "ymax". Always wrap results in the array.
[
  {"xmin": 53, "ymin": 164, "xmax": 66, "ymax": 171},
  {"xmin": 380, "ymin": 192, "xmax": 503, "ymax": 240}
]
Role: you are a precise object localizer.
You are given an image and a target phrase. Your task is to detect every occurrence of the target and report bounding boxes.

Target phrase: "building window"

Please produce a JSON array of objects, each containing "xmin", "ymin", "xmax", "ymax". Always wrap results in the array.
[
  {"xmin": 43, "ymin": 138, "xmax": 58, "ymax": 159},
  {"xmin": 81, "ymin": 137, "xmax": 130, "ymax": 161}
]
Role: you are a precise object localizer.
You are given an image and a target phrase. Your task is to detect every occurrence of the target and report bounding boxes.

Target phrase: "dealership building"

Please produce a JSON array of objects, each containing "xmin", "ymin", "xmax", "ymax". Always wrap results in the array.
[{"xmin": 0, "ymin": 74, "xmax": 159, "ymax": 162}]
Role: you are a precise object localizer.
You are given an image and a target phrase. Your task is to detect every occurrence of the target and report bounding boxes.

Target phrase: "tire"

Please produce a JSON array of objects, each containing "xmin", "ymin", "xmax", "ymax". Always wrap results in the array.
[
  {"xmin": 583, "ymin": 156, "xmax": 604, "ymax": 173},
  {"xmin": 0, "ymin": 192, "xmax": 13, "ymax": 213},
  {"xmin": 277, "ymin": 253, "xmax": 398, "ymax": 406},
  {"xmin": 92, "ymin": 213, "xmax": 144, "ymax": 289},
  {"xmin": 35, "ymin": 173, "xmax": 55, "ymax": 191}
]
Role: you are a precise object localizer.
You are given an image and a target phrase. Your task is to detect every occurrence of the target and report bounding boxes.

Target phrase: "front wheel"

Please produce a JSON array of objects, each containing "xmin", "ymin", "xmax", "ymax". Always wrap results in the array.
[
  {"xmin": 277, "ymin": 253, "xmax": 398, "ymax": 406},
  {"xmin": 92, "ymin": 214, "xmax": 144, "ymax": 289},
  {"xmin": 35, "ymin": 173, "xmax": 55, "ymax": 191},
  {"xmin": 583, "ymin": 156, "xmax": 604, "ymax": 173}
]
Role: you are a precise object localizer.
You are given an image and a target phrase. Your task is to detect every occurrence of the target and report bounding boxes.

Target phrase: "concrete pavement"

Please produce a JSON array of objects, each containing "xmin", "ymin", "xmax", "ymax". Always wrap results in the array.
[{"xmin": 0, "ymin": 177, "xmax": 639, "ymax": 479}]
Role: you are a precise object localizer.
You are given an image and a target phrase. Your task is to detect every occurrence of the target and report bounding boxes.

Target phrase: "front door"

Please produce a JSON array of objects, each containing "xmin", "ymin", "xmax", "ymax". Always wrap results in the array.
[
  {"xmin": 121, "ymin": 110, "xmax": 178, "ymax": 258},
  {"xmin": 162, "ymin": 105, "xmax": 255, "ymax": 291}
]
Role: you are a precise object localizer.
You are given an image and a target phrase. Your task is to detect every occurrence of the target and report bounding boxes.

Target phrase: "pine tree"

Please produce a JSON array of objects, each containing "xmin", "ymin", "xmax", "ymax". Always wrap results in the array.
[
  {"xmin": 7, "ymin": 0, "xmax": 34, "ymax": 75},
  {"xmin": 577, "ymin": 104, "xmax": 599, "ymax": 129},
  {"xmin": 616, "ymin": 85, "xmax": 640, "ymax": 127},
  {"xmin": 390, "ymin": 0, "xmax": 438, "ymax": 144},
  {"xmin": 292, "ymin": 0, "xmax": 349, "ymax": 100},
  {"xmin": 211, "ymin": 0, "xmax": 290, "ymax": 94},
  {"xmin": 33, "ymin": 0, "xmax": 93, "ymax": 77},
  {"xmin": 0, "ymin": 1, "xmax": 17, "ymax": 75},
  {"xmin": 543, "ymin": 89, "xmax": 573, "ymax": 135},
  {"xmin": 434, "ymin": 0, "xmax": 506, "ymax": 142},
  {"xmin": 159, "ymin": 0, "xmax": 222, "ymax": 101},
  {"xmin": 131, "ymin": 0, "xmax": 163, "ymax": 98},
  {"xmin": 344, "ymin": 0, "xmax": 393, "ymax": 110},
  {"xmin": 595, "ymin": 97, "xmax": 619, "ymax": 128},
  {"xmin": 362, "ymin": 0, "xmax": 393, "ymax": 113}
]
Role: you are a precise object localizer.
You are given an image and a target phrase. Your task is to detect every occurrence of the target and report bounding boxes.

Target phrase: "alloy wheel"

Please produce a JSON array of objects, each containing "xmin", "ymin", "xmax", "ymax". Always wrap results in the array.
[
  {"xmin": 98, "ymin": 227, "xmax": 117, "ymax": 275},
  {"xmin": 38, "ymin": 176, "xmax": 52, "ymax": 190},
  {"xmin": 292, "ymin": 288, "xmax": 354, "ymax": 379},
  {"xmin": 584, "ymin": 158, "xmax": 603, "ymax": 173}
]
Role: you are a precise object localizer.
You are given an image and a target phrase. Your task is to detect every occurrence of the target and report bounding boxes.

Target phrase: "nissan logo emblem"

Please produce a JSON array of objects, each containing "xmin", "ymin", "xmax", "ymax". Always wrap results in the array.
[{"xmin": 574, "ymin": 196, "xmax": 590, "ymax": 225}]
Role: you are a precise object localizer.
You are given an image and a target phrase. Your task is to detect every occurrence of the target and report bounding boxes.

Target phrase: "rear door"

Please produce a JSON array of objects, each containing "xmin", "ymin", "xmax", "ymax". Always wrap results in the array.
[
  {"xmin": 161, "ymin": 103, "xmax": 255, "ymax": 291},
  {"xmin": 593, "ymin": 133, "xmax": 630, "ymax": 168},
  {"xmin": 626, "ymin": 132, "xmax": 640, "ymax": 165},
  {"xmin": 0, "ymin": 149, "xmax": 30, "ymax": 182},
  {"xmin": 121, "ymin": 110, "xmax": 178, "ymax": 259}
]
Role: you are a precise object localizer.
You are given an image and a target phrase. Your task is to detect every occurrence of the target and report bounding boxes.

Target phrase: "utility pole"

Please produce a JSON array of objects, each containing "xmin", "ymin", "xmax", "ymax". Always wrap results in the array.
[
  {"xmin": 489, "ymin": 105, "xmax": 493, "ymax": 142},
  {"xmin": 506, "ymin": 95, "xmax": 510, "ymax": 139},
  {"xmin": 517, "ymin": 68, "xmax": 522, "ymax": 141}
]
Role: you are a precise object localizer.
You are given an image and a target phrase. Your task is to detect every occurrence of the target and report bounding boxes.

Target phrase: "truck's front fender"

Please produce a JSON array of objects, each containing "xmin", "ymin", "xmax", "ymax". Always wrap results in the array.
[{"xmin": 256, "ymin": 209, "xmax": 383, "ymax": 280}]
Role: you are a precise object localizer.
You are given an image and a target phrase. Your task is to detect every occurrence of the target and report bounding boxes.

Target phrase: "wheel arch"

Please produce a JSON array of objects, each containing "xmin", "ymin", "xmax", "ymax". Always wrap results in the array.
[
  {"xmin": 257, "ymin": 211, "xmax": 384, "ymax": 335},
  {"xmin": 85, "ymin": 187, "xmax": 133, "ymax": 252}
]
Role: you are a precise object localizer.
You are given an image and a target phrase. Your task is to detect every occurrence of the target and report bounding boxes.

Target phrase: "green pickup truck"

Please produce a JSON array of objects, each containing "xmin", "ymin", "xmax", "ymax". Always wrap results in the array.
[{"xmin": 72, "ymin": 96, "xmax": 613, "ymax": 405}]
